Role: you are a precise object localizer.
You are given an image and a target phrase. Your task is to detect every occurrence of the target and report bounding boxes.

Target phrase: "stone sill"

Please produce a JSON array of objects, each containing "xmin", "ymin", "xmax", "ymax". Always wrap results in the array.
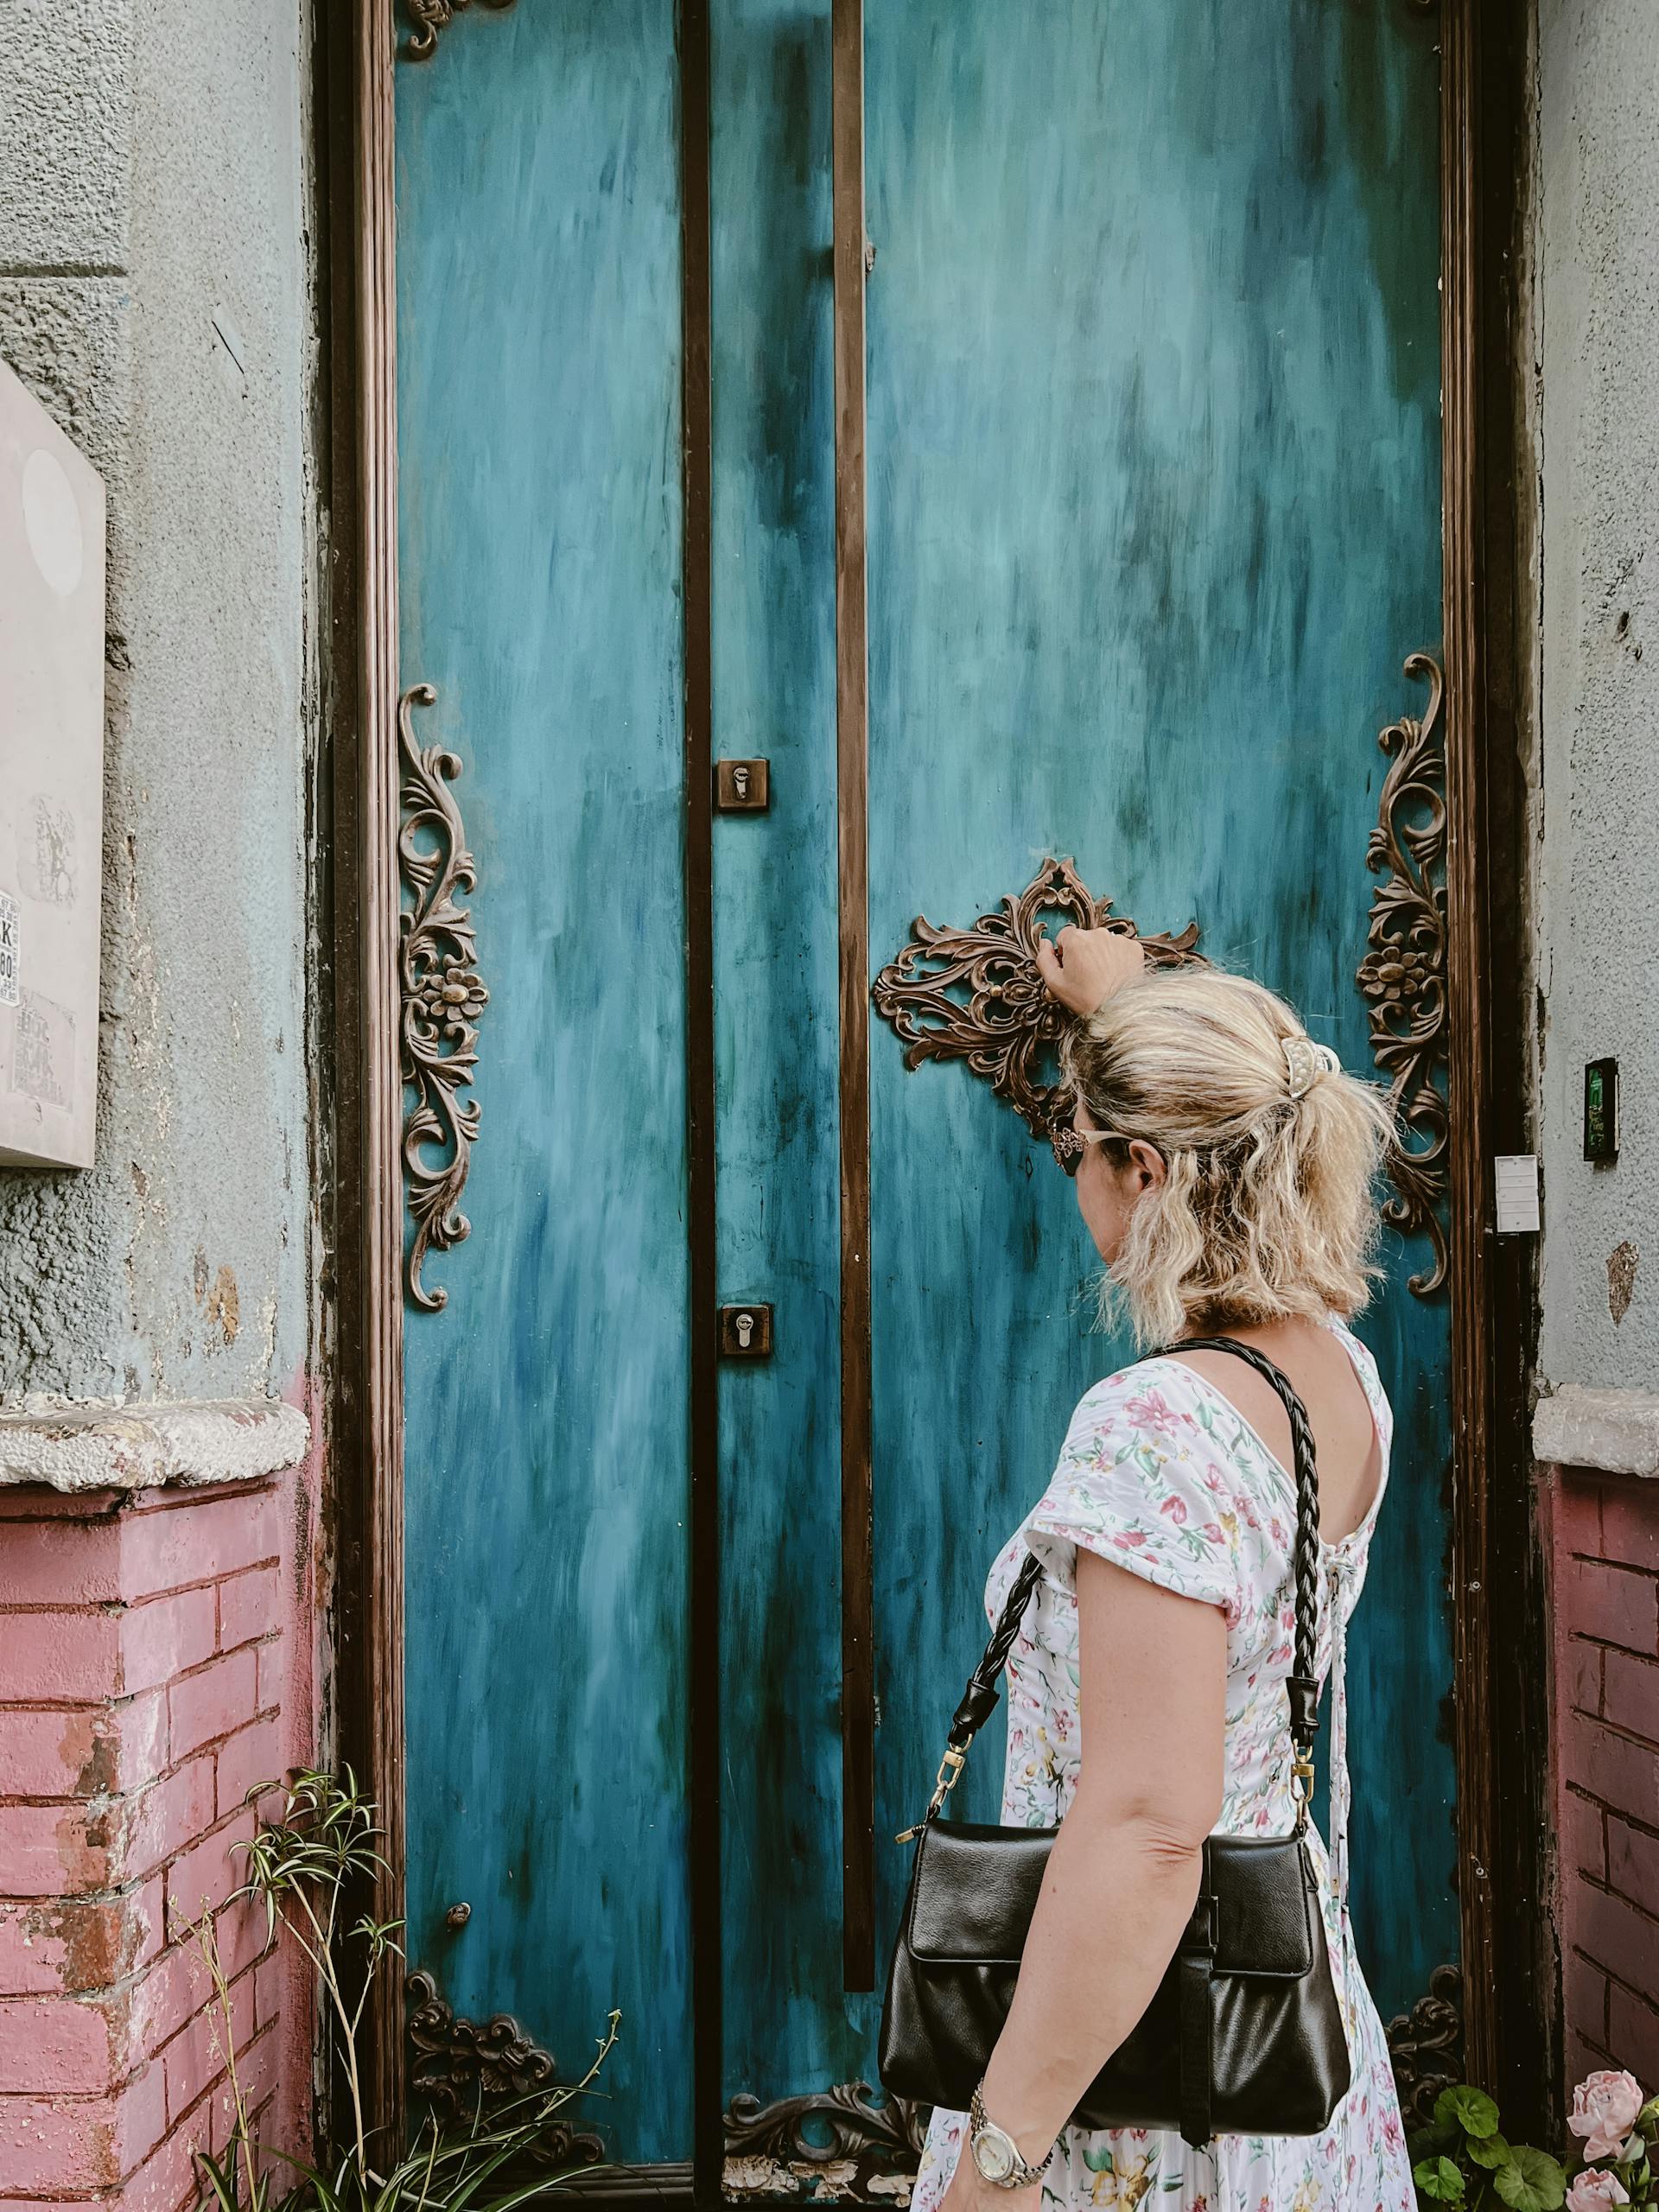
[
  {"xmin": 0, "ymin": 1395, "xmax": 310, "ymax": 1493},
  {"xmin": 1535, "ymin": 1385, "xmax": 1659, "ymax": 1478}
]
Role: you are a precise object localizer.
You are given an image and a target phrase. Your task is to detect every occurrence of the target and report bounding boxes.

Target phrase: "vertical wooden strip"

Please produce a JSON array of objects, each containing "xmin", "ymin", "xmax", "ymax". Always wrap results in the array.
[
  {"xmin": 353, "ymin": 0, "xmax": 407, "ymax": 2133},
  {"xmin": 831, "ymin": 0, "xmax": 875, "ymax": 1996},
  {"xmin": 1440, "ymin": 0, "xmax": 1497, "ymax": 2096},
  {"xmin": 680, "ymin": 0, "xmax": 723, "ymax": 2182}
]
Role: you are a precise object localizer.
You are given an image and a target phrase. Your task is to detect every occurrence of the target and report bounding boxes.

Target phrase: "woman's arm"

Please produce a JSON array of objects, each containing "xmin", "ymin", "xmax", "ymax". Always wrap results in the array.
[{"xmin": 941, "ymin": 1550, "xmax": 1226, "ymax": 2209}]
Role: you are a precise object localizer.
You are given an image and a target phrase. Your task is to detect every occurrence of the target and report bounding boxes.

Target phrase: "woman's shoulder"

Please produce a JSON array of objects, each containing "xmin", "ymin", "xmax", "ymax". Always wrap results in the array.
[{"xmin": 1059, "ymin": 1356, "xmax": 1239, "ymax": 1469}]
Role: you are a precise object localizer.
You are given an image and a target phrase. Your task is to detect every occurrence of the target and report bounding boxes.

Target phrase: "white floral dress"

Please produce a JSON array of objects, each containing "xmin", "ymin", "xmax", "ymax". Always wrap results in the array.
[{"xmin": 911, "ymin": 1320, "xmax": 1414, "ymax": 2212}]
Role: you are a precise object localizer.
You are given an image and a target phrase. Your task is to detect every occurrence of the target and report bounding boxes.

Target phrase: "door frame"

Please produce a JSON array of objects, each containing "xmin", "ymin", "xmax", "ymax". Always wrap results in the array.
[{"xmin": 315, "ymin": 0, "xmax": 1548, "ymax": 2186}]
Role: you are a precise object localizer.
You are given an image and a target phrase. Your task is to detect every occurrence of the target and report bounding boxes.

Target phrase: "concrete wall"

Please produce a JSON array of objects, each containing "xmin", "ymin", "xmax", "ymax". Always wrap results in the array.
[
  {"xmin": 1536, "ymin": 0, "xmax": 1659, "ymax": 1394},
  {"xmin": 0, "ymin": 0, "xmax": 316, "ymax": 1403}
]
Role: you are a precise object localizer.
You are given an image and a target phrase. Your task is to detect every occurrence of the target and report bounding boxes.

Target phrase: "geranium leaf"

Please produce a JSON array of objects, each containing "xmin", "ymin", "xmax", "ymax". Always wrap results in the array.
[
  {"xmin": 1468, "ymin": 2133, "xmax": 1513, "ymax": 2171},
  {"xmin": 1435, "ymin": 2087, "xmax": 1502, "ymax": 2139},
  {"xmin": 1414, "ymin": 2156, "xmax": 1468, "ymax": 2204},
  {"xmin": 1492, "ymin": 2147, "xmax": 1567, "ymax": 2212}
]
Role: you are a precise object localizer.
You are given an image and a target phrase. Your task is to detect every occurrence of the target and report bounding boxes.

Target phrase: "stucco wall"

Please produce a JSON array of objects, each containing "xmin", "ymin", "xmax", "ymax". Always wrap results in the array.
[
  {"xmin": 0, "ymin": 0, "xmax": 315, "ymax": 1400},
  {"xmin": 1536, "ymin": 0, "xmax": 1659, "ymax": 1393}
]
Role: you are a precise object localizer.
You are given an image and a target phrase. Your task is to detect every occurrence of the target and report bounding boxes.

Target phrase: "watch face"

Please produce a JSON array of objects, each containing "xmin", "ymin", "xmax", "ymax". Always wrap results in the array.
[{"xmin": 973, "ymin": 2128, "xmax": 1016, "ymax": 2183}]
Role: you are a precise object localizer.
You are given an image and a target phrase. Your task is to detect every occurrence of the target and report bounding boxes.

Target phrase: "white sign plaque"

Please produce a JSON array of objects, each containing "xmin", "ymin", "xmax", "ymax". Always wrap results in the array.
[{"xmin": 1494, "ymin": 1153, "xmax": 1541, "ymax": 1236}]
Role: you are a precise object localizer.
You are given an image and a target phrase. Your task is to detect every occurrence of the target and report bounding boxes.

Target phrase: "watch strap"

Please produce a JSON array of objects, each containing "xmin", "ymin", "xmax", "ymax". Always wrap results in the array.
[{"xmin": 968, "ymin": 2088, "xmax": 1053, "ymax": 2189}]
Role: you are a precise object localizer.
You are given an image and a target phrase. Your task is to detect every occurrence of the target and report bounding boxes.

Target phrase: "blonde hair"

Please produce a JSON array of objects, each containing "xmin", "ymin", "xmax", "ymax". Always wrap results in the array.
[{"xmin": 1061, "ymin": 966, "xmax": 1396, "ymax": 1348}]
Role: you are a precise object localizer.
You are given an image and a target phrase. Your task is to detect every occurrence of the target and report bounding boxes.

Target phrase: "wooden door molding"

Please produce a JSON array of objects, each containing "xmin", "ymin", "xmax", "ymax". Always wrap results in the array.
[{"xmin": 325, "ymin": 0, "xmax": 1545, "ymax": 2166}]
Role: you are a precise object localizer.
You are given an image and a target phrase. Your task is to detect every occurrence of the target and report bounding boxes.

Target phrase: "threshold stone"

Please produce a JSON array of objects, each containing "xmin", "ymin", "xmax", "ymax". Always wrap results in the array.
[{"xmin": 0, "ymin": 1395, "xmax": 310, "ymax": 1493}]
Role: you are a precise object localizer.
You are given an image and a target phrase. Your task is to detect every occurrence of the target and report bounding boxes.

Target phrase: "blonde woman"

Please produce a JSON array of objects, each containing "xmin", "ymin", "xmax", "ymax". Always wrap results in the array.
[{"xmin": 914, "ymin": 928, "xmax": 1414, "ymax": 2212}]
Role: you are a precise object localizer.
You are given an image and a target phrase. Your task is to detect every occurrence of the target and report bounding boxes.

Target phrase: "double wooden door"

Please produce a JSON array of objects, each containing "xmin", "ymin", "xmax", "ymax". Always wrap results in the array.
[{"xmin": 393, "ymin": 0, "xmax": 1452, "ymax": 2189}]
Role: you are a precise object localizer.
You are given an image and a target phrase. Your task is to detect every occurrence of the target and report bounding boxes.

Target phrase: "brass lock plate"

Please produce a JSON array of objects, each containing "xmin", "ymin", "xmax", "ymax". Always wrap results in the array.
[
  {"xmin": 715, "ymin": 759, "xmax": 770, "ymax": 812},
  {"xmin": 718, "ymin": 1303, "xmax": 773, "ymax": 1358}
]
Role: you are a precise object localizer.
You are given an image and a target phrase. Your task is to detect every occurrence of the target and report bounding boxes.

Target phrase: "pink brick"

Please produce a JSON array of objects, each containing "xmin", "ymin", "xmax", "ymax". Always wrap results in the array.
[
  {"xmin": 252, "ymin": 1948, "xmax": 283, "ymax": 2032},
  {"xmin": 120, "ymin": 1588, "xmax": 219, "ymax": 1698},
  {"xmin": 1570, "ymin": 1559, "xmax": 1659, "ymax": 1655},
  {"xmin": 0, "ymin": 2057, "xmax": 162, "ymax": 2191},
  {"xmin": 125, "ymin": 2104, "xmax": 213, "ymax": 2212},
  {"xmin": 1606, "ymin": 1649, "xmax": 1659, "ymax": 1744},
  {"xmin": 109, "ymin": 1689, "xmax": 169, "ymax": 1796},
  {"xmin": 1608, "ymin": 1816, "xmax": 1659, "ymax": 1915},
  {"xmin": 130, "ymin": 1944, "xmax": 211, "ymax": 2058},
  {"xmin": 255, "ymin": 1638, "xmax": 283, "ymax": 1715},
  {"xmin": 1567, "ymin": 2028, "xmax": 1612, "ymax": 2094},
  {"xmin": 1571, "ymin": 1882, "xmax": 1659, "ymax": 1994},
  {"xmin": 0, "ymin": 1880, "xmax": 163, "ymax": 1998},
  {"xmin": 0, "ymin": 1611, "xmax": 120, "ymax": 1704},
  {"xmin": 1567, "ymin": 1714, "xmax": 1659, "ymax": 1826},
  {"xmin": 1564, "ymin": 1789, "xmax": 1607, "ymax": 1879},
  {"xmin": 214, "ymin": 1715, "xmax": 283, "ymax": 1821},
  {"xmin": 0, "ymin": 1994, "xmax": 113, "ymax": 2094},
  {"xmin": 1560, "ymin": 1475, "xmax": 1605, "ymax": 1557},
  {"xmin": 168, "ymin": 1650, "xmax": 258, "ymax": 1764},
  {"xmin": 166, "ymin": 1810, "xmax": 255, "ymax": 1929},
  {"xmin": 216, "ymin": 1567, "xmax": 280, "ymax": 1655},
  {"xmin": 0, "ymin": 1801, "xmax": 117, "ymax": 1897},
  {"xmin": 1600, "ymin": 1484, "xmax": 1659, "ymax": 1574},
  {"xmin": 1610, "ymin": 1980, "xmax": 1659, "ymax": 2088},
  {"xmin": 120, "ymin": 1758, "xmax": 217, "ymax": 1886},
  {"xmin": 0, "ymin": 1516, "xmax": 124, "ymax": 1606},
  {"xmin": 119, "ymin": 1491, "xmax": 279, "ymax": 1605},
  {"xmin": 0, "ymin": 1708, "xmax": 114, "ymax": 1801},
  {"xmin": 1565, "ymin": 1941, "xmax": 1610, "ymax": 2044},
  {"xmin": 160, "ymin": 1962, "xmax": 254, "ymax": 2127},
  {"xmin": 1569, "ymin": 1637, "xmax": 1604, "ymax": 1718}
]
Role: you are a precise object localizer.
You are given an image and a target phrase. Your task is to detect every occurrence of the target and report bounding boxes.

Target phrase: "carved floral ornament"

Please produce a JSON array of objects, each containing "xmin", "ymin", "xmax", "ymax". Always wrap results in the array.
[
  {"xmin": 398, "ymin": 684, "xmax": 488, "ymax": 1313},
  {"xmin": 400, "ymin": 0, "xmax": 518, "ymax": 63}
]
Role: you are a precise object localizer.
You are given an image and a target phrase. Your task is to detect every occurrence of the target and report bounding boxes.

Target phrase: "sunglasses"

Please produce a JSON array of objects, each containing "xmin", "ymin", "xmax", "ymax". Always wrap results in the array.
[{"xmin": 1049, "ymin": 1123, "xmax": 1121, "ymax": 1178}]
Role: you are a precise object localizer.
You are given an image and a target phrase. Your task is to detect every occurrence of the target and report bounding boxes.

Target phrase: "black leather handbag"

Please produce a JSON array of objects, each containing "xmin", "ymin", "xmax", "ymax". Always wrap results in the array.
[{"xmin": 878, "ymin": 1337, "xmax": 1351, "ymax": 2150}]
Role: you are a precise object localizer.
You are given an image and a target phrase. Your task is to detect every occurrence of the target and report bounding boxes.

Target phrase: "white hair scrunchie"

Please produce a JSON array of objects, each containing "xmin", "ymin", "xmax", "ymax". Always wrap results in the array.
[{"xmin": 1283, "ymin": 1035, "xmax": 1341, "ymax": 1100}]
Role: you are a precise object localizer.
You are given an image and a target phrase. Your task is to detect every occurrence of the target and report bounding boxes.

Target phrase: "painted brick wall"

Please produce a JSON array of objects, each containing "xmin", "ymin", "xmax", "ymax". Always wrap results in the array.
[
  {"xmin": 0, "ymin": 1473, "xmax": 312, "ymax": 2209},
  {"xmin": 1548, "ymin": 1465, "xmax": 1659, "ymax": 2094}
]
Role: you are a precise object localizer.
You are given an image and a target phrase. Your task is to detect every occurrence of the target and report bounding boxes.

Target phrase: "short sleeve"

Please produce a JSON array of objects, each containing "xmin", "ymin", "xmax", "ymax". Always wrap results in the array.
[{"xmin": 1020, "ymin": 1364, "xmax": 1245, "ymax": 1625}]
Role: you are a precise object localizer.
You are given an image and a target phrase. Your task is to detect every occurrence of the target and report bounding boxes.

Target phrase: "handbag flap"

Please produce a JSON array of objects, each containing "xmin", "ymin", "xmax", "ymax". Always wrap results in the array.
[{"xmin": 906, "ymin": 1821, "xmax": 1316, "ymax": 1978}]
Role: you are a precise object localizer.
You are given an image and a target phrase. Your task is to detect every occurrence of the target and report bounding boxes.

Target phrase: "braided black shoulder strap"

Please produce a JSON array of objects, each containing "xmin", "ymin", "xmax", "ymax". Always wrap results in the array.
[{"xmin": 904, "ymin": 1336, "xmax": 1322, "ymax": 1837}]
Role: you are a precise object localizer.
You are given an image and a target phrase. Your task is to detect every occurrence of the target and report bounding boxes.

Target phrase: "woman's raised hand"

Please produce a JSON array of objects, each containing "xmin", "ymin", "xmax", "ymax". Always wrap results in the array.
[{"xmin": 1033, "ymin": 925, "xmax": 1146, "ymax": 1017}]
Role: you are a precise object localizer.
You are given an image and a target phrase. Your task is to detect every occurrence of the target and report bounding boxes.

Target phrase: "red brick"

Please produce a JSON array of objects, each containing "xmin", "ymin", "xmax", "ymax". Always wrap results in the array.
[
  {"xmin": 118, "ymin": 1491, "xmax": 279, "ymax": 1605},
  {"xmin": 168, "ymin": 1650, "xmax": 257, "ymax": 1764},
  {"xmin": 119, "ymin": 1588, "xmax": 218, "ymax": 1698},
  {"xmin": 1571, "ymin": 1559, "xmax": 1659, "ymax": 1655},
  {"xmin": 119, "ymin": 1758, "xmax": 217, "ymax": 1885},
  {"xmin": 0, "ymin": 1516, "xmax": 124, "ymax": 1605},
  {"xmin": 1566, "ymin": 1714, "xmax": 1659, "ymax": 1826},
  {"xmin": 252, "ymin": 1948, "xmax": 284, "ymax": 2032},
  {"xmin": 1565, "ymin": 1789, "xmax": 1608, "ymax": 1879},
  {"xmin": 0, "ymin": 1801, "xmax": 117, "ymax": 1897},
  {"xmin": 1606, "ymin": 1649, "xmax": 1659, "ymax": 1744},
  {"xmin": 1572, "ymin": 1882, "xmax": 1659, "ymax": 1994},
  {"xmin": 166, "ymin": 1810, "xmax": 255, "ymax": 1929},
  {"xmin": 1560, "ymin": 1475, "xmax": 1606, "ymax": 1557},
  {"xmin": 0, "ymin": 1708, "xmax": 114, "ymax": 1801},
  {"xmin": 0, "ymin": 1880, "xmax": 163, "ymax": 1998},
  {"xmin": 213, "ymin": 1716, "xmax": 283, "ymax": 1821},
  {"xmin": 1611, "ymin": 1979, "xmax": 1659, "ymax": 2089},
  {"xmin": 0, "ymin": 1611, "xmax": 120, "ymax": 1704},
  {"xmin": 1607, "ymin": 1815, "xmax": 1659, "ymax": 1915},
  {"xmin": 1600, "ymin": 1484, "xmax": 1659, "ymax": 1574},
  {"xmin": 1569, "ymin": 1637, "xmax": 1605, "ymax": 1718},
  {"xmin": 1565, "ymin": 1941, "xmax": 1611, "ymax": 2045},
  {"xmin": 0, "ymin": 1993, "xmax": 115, "ymax": 2094},
  {"xmin": 216, "ymin": 1567, "xmax": 280, "ymax": 1655},
  {"xmin": 1567, "ymin": 2028, "xmax": 1613, "ymax": 2097}
]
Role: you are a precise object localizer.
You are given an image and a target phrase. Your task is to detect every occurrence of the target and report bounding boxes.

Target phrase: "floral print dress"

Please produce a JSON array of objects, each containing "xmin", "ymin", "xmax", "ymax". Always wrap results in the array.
[{"xmin": 911, "ymin": 1320, "xmax": 1414, "ymax": 2212}]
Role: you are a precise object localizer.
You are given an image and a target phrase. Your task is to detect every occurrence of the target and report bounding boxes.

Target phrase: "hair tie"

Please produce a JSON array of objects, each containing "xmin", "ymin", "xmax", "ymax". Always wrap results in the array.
[{"xmin": 1283, "ymin": 1035, "xmax": 1340, "ymax": 1100}]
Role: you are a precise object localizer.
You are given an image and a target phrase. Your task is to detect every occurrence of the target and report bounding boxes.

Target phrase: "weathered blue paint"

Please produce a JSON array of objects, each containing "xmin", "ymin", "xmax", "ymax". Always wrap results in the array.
[
  {"xmin": 862, "ymin": 0, "xmax": 1450, "ymax": 2022},
  {"xmin": 395, "ymin": 3, "xmax": 692, "ymax": 2162}
]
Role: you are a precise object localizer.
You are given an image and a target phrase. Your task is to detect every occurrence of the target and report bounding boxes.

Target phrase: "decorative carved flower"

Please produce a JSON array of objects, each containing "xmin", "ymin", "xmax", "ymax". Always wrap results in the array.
[
  {"xmin": 410, "ymin": 954, "xmax": 488, "ymax": 1033},
  {"xmin": 1357, "ymin": 941, "xmax": 1436, "ymax": 1004}
]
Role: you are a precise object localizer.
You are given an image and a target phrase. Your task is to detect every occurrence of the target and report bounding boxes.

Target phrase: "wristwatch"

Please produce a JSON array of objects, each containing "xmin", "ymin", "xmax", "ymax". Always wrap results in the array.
[{"xmin": 968, "ymin": 2087, "xmax": 1052, "ymax": 2190}]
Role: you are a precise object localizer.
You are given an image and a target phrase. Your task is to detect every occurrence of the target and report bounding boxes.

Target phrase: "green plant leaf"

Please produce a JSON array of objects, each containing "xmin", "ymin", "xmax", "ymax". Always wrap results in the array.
[
  {"xmin": 1414, "ymin": 2155, "xmax": 1468, "ymax": 2203},
  {"xmin": 1492, "ymin": 2147, "xmax": 1567, "ymax": 2212},
  {"xmin": 1434, "ymin": 2087, "xmax": 1503, "ymax": 2141},
  {"xmin": 1468, "ymin": 2133, "xmax": 1513, "ymax": 2171}
]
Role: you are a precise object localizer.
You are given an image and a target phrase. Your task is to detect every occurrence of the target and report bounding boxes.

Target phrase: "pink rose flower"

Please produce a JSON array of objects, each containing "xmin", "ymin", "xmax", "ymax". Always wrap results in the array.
[
  {"xmin": 1570, "ymin": 2070, "xmax": 1645, "ymax": 2162},
  {"xmin": 1160, "ymin": 1495, "xmax": 1189, "ymax": 1524},
  {"xmin": 1567, "ymin": 2171, "xmax": 1629, "ymax": 2212}
]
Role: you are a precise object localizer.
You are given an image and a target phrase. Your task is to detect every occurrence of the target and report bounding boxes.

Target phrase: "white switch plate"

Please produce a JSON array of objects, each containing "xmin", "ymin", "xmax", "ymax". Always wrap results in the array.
[{"xmin": 1494, "ymin": 1153, "xmax": 1541, "ymax": 1236}]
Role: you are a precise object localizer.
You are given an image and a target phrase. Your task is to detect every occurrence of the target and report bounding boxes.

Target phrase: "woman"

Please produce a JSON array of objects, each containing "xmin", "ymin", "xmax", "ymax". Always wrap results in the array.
[{"xmin": 912, "ymin": 926, "xmax": 1414, "ymax": 2212}]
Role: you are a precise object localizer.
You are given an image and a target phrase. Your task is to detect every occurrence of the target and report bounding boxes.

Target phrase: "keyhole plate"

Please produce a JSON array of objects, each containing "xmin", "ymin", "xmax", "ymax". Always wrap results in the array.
[
  {"xmin": 718, "ymin": 1302, "xmax": 774, "ymax": 1358},
  {"xmin": 715, "ymin": 758, "xmax": 770, "ymax": 812}
]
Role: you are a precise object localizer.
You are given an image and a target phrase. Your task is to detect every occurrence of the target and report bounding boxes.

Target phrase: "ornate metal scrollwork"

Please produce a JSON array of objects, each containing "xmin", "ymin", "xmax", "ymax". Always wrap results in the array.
[
  {"xmin": 723, "ymin": 2083, "xmax": 925, "ymax": 2199},
  {"xmin": 406, "ymin": 1970, "xmax": 607, "ymax": 2168},
  {"xmin": 400, "ymin": 0, "xmax": 518, "ymax": 63},
  {"xmin": 399, "ymin": 683, "xmax": 489, "ymax": 1313},
  {"xmin": 1386, "ymin": 1962, "xmax": 1465, "ymax": 2133},
  {"xmin": 871, "ymin": 857, "xmax": 1202, "ymax": 1156},
  {"xmin": 1357, "ymin": 652, "xmax": 1449, "ymax": 1298}
]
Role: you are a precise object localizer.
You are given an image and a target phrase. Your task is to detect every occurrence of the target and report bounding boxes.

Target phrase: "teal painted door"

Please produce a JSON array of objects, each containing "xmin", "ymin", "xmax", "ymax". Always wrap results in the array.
[{"xmin": 396, "ymin": 0, "xmax": 1449, "ymax": 2186}]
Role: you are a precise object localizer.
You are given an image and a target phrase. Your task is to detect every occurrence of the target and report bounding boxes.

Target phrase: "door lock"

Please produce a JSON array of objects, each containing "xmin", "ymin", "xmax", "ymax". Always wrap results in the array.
[
  {"xmin": 715, "ymin": 758, "xmax": 770, "ymax": 812},
  {"xmin": 719, "ymin": 1303, "xmax": 773, "ymax": 1358}
]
